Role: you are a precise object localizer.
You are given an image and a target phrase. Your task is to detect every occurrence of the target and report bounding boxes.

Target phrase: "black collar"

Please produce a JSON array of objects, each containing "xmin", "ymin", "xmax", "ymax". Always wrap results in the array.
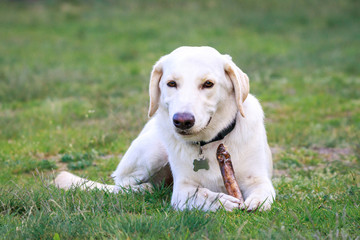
[{"xmin": 196, "ymin": 116, "xmax": 237, "ymax": 147}]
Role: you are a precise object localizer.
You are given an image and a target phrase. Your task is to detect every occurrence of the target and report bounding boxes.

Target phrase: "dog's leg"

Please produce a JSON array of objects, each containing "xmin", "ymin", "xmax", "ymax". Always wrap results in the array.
[
  {"xmin": 239, "ymin": 176, "xmax": 276, "ymax": 211},
  {"xmin": 111, "ymin": 118, "xmax": 169, "ymax": 192},
  {"xmin": 54, "ymin": 171, "xmax": 116, "ymax": 191},
  {"xmin": 171, "ymin": 182, "xmax": 242, "ymax": 211},
  {"xmin": 236, "ymin": 143, "xmax": 276, "ymax": 211},
  {"xmin": 55, "ymin": 118, "xmax": 169, "ymax": 193}
]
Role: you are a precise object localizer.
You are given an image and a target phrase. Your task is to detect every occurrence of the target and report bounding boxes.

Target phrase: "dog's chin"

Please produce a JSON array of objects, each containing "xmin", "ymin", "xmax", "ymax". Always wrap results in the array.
[
  {"xmin": 175, "ymin": 129, "xmax": 195, "ymax": 136},
  {"xmin": 174, "ymin": 126, "xmax": 207, "ymax": 142}
]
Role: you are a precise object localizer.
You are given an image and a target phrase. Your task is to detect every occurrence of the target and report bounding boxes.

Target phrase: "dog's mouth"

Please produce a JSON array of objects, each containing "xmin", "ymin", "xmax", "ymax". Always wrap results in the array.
[
  {"xmin": 177, "ymin": 130, "xmax": 192, "ymax": 136},
  {"xmin": 206, "ymin": 117, "xmax": 212, "ymax": 126},
  {"xmin": 175, "ymin": 117, "xmax": 212, "ymax": 136}
]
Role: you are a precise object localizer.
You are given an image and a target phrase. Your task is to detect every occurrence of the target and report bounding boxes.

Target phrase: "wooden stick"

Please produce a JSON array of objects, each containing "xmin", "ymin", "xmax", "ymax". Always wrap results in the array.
[{"xmin": 216, "ymin": 143, "xmax": 244, "ymax": 203}]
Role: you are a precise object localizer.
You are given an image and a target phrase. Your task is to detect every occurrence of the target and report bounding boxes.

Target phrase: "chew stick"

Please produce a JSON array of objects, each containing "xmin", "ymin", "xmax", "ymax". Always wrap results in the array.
[{"xmin": 216, "ymin": 143, "xmax": 244, "ymax": 203}]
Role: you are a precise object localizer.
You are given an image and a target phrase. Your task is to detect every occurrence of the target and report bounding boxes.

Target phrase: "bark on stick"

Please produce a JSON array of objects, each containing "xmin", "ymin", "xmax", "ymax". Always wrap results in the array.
[{"xmin": 216, "ymin": 143, "xmax": 244, "ymax": 203}]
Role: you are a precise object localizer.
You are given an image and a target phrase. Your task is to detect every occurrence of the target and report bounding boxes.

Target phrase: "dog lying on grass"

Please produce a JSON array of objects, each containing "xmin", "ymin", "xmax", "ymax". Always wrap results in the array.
[{"xmin": 55, "ymin": 46, "xmax": 275, "ymax": 211}]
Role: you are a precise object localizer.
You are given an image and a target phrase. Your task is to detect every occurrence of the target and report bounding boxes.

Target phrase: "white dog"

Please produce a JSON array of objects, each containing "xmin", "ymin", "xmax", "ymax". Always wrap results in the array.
[{"xmin": 55, "ymin": 46, "xmax": 275, "ymax": 211}]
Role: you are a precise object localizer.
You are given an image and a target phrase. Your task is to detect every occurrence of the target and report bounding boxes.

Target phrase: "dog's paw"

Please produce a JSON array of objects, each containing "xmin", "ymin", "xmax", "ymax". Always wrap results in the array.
[
  {"xmin": 240, "ymin": 193, "xmax": 273, "ymax": 212},
  {"xmin": 172, "ymin": 188, "xmax": 242, "ymax": 212},
  {"xmin": 199, "ymin": 188, "xmax": 242, "ymax": 211},
  {"xmin": 216, "ymin": 193, "xmax": 243, "ymax": 211}
]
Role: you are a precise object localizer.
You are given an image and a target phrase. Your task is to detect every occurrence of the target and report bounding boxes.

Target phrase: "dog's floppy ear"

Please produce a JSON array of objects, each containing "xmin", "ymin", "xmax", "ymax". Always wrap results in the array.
[
  {"xmin": 148, "ymin": 56, "xmax": 166, "ymax": 117},
  {"xmin": 223, "ymin": 55, "xmax": 250, "ymax": 118}
]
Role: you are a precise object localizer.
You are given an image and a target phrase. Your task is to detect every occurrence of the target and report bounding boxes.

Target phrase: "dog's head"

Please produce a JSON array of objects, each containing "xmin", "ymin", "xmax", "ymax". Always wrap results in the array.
[{"xmin": 148, "ymin": 46, "xmax": 249, "ymax": 142}]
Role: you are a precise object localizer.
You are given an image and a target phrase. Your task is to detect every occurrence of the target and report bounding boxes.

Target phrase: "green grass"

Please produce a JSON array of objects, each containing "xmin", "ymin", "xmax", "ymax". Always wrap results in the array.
[{"xmin": 0, "ymin": 0, "xmax": 359, "ymax": 239}]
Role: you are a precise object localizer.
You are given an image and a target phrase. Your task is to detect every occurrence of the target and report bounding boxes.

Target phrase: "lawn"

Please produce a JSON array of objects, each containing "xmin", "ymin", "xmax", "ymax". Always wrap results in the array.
[{"xmin": 0, "ymin": 0, "xmax": 359, "ymax": 239}]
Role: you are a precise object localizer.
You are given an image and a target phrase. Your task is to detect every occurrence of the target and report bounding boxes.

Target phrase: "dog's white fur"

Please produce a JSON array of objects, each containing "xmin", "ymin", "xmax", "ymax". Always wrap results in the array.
[{"xmin": 55, "ymin": 46, "xmax": 275, "ymax": 211}]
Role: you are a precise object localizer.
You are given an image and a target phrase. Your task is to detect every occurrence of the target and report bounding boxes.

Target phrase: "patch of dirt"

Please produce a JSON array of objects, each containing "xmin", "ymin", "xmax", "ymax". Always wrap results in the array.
[
  {"xmin": 270, "ymin": 146, "xmax": 354, "ymax": 161},
  {"xmin": 312, "ymin": 147, "xmax": 354, "ymax": 161},
  {"xmin": 34, "ymin": 153, "xmax": 123, "ymax": 172},
  {"xmin": 270, "ymin": 146, "xmax": 285, "ymax": 156},
  {"xmin": 273, "ymin": 169, "xmax": 289, "ymax": 177},
  {"xmin": 45, "ymin": 154, "xmax": 67, "ymax": 171},
  {"xmin": 271, "ymin": 146, "xmax": 356, "ymax": 177}
]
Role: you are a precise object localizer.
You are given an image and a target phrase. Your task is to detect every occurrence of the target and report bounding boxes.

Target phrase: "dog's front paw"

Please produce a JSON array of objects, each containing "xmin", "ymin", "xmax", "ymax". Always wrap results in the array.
[
  {"xmin": 172, "ymin": 188, "xmax": 242, "ymax": 211},
  {"xmin": 196, "ymin": 188, "xmax": 242, "ymax": 211},
  {"xmin": 216, "ymin": 193, "xmax": 242, "ymax": 211},
  {"xmin": 240, "ymin": 193, "xmax": 273, "ymax": 211}
]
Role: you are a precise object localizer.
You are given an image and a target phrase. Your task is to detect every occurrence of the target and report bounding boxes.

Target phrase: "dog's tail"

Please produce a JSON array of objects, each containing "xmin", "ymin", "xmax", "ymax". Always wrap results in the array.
[{"xmin": 54, "ymin": 171, "xmax": 116, "ymax": 192}]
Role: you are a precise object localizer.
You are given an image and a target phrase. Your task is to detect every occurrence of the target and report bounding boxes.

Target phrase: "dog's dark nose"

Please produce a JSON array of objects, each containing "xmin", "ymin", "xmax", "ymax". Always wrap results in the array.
[{"xmin": 173, "ymin": 113, "xmax": 195, "ymax": 130}]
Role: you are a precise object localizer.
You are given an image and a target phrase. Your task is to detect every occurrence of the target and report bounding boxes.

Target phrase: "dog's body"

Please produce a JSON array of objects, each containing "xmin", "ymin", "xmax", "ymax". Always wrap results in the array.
[{"xmin": 55, "ymin": 46, "xmax": 275, "ymax": 211}]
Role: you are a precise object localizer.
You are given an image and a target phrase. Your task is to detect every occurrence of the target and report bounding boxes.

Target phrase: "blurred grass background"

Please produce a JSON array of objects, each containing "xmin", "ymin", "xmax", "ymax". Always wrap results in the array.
[{"xmin": 0, "ymin": 0, "xmax": 359, "ymax": 238}]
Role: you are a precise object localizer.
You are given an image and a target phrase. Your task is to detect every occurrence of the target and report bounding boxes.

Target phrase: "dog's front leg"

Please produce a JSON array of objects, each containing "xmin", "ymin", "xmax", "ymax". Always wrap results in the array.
[
  {"xmin": 171, "ymin": 182, "xmax": 242, "ymax": 211},
  {"xmin": 240, "ymin": 176, "xmax": 276, "ymax": 211},
  {"xmin": 111, "ymin": 119, "xmax": 169, "ymax": 193}
]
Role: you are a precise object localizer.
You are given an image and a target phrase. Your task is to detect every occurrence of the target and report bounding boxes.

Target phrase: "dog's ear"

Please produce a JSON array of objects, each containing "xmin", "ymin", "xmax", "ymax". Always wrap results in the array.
[
  {"xmin": 148, "ymin": 56, "xmax": 166, "ymax": 117},
  {"xmin": 223, "ymin": 55, "xmax": 250, "ymax": 118}
]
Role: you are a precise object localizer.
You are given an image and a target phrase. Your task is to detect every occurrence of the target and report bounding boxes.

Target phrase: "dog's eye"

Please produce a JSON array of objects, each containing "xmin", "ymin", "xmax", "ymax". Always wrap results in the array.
[
  {"xmin": 202, "ymin": 80, "xmax": 214, "ymax": 89},
  {"xmin": 167, "ymin": 81, "xmax": 177, "ymax": 88}
]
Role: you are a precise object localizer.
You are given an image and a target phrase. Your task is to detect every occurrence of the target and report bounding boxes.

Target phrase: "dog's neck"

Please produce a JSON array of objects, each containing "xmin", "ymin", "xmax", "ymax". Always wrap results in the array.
[{"xmin": 195, "ymin": 115, "xmax": 237, "ymax": 147}]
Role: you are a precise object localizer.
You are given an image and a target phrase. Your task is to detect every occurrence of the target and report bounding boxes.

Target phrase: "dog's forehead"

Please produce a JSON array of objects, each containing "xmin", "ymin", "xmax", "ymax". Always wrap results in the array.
[
  {"xmin": 163, "ymin": 47, "xmax": 225, "ymax": 76},
  {"xmin": 169, "ymin": 46, "xmax": 222, "ymax": 57}
]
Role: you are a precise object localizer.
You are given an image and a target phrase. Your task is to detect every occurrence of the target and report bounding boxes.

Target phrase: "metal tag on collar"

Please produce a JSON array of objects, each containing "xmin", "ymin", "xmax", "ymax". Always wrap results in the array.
[{"xmin": 193, "ymin": 142, "xmax": 209, "ymax": 172}]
